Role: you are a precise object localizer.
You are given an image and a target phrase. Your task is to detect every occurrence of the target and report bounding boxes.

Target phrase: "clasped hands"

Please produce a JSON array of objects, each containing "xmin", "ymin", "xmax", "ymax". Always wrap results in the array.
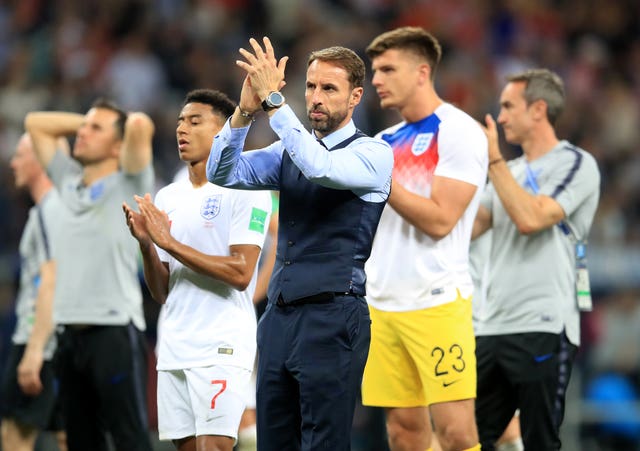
[
  {"xmin": 236, "ymin": 37, "xmax": 288, "ymax": 115},
  {"xmin": 122, "ymin": 194, "xmax": 173, "ymax": 251}
]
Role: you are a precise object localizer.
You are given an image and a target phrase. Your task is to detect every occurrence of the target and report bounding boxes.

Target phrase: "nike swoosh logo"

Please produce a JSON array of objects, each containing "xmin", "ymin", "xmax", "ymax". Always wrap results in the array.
[
  {"xmin": 442, "ymin": 380, "xmax": 460, "ymax": 387},
  {"xmin": 206, "ymin": 414, "xmax": 225, "ymax": 422},
  {"xmin": 534, "ymin": 353, "xmax": 554, "ymax": 363}
]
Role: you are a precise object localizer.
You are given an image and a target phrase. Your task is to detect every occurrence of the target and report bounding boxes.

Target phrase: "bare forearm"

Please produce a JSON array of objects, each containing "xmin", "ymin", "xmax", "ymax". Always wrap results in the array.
[
  {"xmin": 25, "ymin": 112, "xmax": 83, "ymax": 167},
  {"xmin": 28, "ymin": 305, "xmax": 54, "ymax": 353},
  {"xmin": 163, "ymin": 240, "xmax": 259, "ymax": 291},
  {"xmin": 388, "ymin": 192, "xmax": 453, "ymax": 240},
  {"xmin": 253, "ymin": 248, "xmax": 276, "ymax": 303},
  {"xmin": 472, "ymin": 205, "xmax": 492, "ymax": 240},
  {"xmin": 121, "ymin": 112, "xmax": 154, "ymax": 174},
  {"xmin": 139, "ymin": 243, "xmax": 170, "ymax": 304},
  {"xmin": 389, "ymin": 178, "xmax": 475, "ymax": 240},
  {"xmin": 26, "ymin": 261, "xmax": 55, "ymax": 353},
  {"xmin": 481, "ymin": 113, "xmax": 561, "ymax": 235},
  {"xmin": 230, "ymin": 106, "xmax": 255, "ymax": 129},
  {"xmin": 25, "ymin": 112, "xmax": 83, "ymax": 136},
  {"xmin": 488, "ymin": 161, "xmax": 558, "ymax": 234}
]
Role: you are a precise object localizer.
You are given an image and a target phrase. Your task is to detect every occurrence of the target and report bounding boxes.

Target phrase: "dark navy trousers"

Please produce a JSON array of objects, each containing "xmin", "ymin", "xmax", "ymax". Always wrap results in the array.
[{"xmin": 255, "ymin": 294, "xmax": 371, "ymax": 451}]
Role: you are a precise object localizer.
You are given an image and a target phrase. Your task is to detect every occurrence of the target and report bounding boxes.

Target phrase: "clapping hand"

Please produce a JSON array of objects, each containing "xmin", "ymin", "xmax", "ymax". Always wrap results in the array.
[
  {"xmin": 133, "ymin": 194, "xmax": 173, "ymax": 251},
  {"xmin": 236, "ymin": 37, "xmax": 288, "ymax": 113},
  {"xmin": 123, "ymin": 196, "xmax": 152, "ymax": 248}
]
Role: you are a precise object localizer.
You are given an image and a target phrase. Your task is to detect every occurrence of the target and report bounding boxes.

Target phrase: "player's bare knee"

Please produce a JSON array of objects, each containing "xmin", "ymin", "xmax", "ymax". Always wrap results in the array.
[
  {"xmin": 434, "ymin": 423, "xmax": 478, "ymax": 451},
  {"xmin": 387, "ymin": 418, "xmax": 430, "ymax": 450}
]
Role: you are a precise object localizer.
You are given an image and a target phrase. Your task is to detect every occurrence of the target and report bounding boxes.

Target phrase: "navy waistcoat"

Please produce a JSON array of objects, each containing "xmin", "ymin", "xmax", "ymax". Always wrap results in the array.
[{"xmin": 267, "ymin": 131, "xmax": 387, "ymax": 304}]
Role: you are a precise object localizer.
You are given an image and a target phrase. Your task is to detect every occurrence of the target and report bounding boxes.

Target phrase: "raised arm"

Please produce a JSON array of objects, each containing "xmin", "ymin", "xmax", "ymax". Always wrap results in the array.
[
  {"xmin": 120, "ymin": 112, "xmax": 154, "ymax": 174},
  {"xmin": 488, "ymin": 161, "xmax": 564, "ymax": 234},
  {"xmin": 483, "ymin": 114, "xmax": 565, "ymax": 235},
  {"xmin": 206, "ymin": 36, "xmax": 284, "ymax": 190},
  {"xmin": 24, "ymin": 112, "xmax": 84, "ymax": 168},
  {"xmin": 272, "ymin": 108, "xmax": 394, "ymax": 192},
  {"xmin": 207, "ymin": 120, "xmax": 283, "ymax": 190},
  {"xmin": 17, "ymin": 259, "xmax": 56, "ymax": 396}
]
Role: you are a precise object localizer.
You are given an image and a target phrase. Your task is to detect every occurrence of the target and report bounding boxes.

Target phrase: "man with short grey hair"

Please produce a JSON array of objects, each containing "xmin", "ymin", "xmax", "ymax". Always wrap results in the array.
[{"xmin": 472, "ymin": 68, "xmax": 601, "ymax": 450}]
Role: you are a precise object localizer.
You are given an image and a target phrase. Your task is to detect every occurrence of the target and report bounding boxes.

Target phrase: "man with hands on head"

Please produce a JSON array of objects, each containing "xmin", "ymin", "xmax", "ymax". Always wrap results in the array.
[
  {"xmin": 207, "ymin": 37, "xmax": 393, "ymax": 451},
  {"xmin": 123, "ymin": 88, "xmax": 271, "ymax": 451},
  {"xmin": 24, "ymin": 100, "xmax": 155, "ymax": 451}
]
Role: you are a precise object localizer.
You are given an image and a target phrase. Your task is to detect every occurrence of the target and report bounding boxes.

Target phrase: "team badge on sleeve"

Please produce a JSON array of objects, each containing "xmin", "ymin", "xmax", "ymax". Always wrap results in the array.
[
  {"xmin": 249, "ymin": 208, "xmax": 267, "ymax": 233},
  {"xmin": 411, "ymin": 133, "xmax": 434, "ymax": 156},
  {"xmin": 200, "ymin": 194, "xmax": 222, "ymax": 220}
]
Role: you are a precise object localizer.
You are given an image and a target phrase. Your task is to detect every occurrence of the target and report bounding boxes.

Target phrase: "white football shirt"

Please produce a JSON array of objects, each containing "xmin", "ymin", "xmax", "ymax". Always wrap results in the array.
[
  {"xmin": 154, "ymin": 180, "xmax": 271, "ymax": 371},
  {"xmin": 366, "ymin": 103, "xmax": 488, "ymax": 311}
]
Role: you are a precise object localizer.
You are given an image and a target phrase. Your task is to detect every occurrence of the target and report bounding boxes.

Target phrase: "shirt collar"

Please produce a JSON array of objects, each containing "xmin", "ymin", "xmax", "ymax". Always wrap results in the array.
[{"xmin": 313, "ymin": 120, "xmax": 357, "ymax": 149}]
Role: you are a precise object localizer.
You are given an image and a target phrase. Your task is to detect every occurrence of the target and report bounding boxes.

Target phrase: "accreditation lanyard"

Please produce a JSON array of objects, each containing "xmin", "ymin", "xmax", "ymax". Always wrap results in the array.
[{"xmin": 524, "ymin": 164, "xmax": 592, "ymax": 311}]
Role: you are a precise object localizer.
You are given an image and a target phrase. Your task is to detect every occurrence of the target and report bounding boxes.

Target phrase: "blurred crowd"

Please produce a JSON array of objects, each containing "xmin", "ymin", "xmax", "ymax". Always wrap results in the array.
[{"xmin": 1, "ymin": 0, "xmax": 640, "ymax": 449}]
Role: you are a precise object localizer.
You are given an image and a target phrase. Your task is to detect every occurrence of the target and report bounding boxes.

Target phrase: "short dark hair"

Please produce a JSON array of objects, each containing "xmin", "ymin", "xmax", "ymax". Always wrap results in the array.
[
  {"xmin": 90, "ymin": 97, "xmax": 127, "ymax": 139},
  {"xmin": 183, "ymin": 89, "xmax": 236, "ymax": 121},
  {"xmin": 308, "ymin": 46, "xmax": 365, "ymax": 89},
  {"xmin": 507, "ymin": 69, "xmax": 565, "ymax": 126},
  {"xmin": 366, "ymin": 26, "xmax": 442, "ymax": 81}
]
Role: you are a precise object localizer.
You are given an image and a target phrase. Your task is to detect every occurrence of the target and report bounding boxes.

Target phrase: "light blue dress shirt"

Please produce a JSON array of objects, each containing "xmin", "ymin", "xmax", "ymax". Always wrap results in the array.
[{"xmin": 206, "ymin": 105, "xmax": 393, "ymax": 203}]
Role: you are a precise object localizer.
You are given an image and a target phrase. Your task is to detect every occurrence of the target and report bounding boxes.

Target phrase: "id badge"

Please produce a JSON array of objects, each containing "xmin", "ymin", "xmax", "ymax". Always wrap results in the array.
[
  {"xmin": 576, "ymin": 267, "xmax": 593, "ymax": 311},
  {"xmin": 575, "ymin": 241, "xmax": 592, "ymax": 312}
]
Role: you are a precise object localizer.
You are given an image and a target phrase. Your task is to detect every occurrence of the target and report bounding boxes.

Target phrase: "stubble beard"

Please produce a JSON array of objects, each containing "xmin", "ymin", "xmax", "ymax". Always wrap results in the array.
[{"xmin": 308, "ymin": 108, "xmax": 348, "ymax": 135}]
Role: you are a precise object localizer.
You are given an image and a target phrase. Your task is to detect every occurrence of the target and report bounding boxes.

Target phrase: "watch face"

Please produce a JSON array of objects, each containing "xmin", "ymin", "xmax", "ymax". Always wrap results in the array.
[
  {"xmin": 262, "ymin": 91, "xmax": 286, "ymax": 111},
  {"xmin": 268, "ymin": 91, "xmax": 285, "ymax": 107}
]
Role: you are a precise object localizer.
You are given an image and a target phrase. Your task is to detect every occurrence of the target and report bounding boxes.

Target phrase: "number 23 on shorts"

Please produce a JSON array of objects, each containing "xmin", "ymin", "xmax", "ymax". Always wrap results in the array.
[{"xmin": 431, "ymin": 344, "xmax": 466, "ymax": 384}]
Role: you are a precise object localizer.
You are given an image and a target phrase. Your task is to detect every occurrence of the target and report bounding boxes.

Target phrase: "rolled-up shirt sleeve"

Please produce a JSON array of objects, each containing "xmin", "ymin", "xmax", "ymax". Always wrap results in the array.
[
  {"xmin": 206, "ymin": 119, "xmax": 282, "ymax": 190},
  {"xmin": 270, "ymin": 106, "xmax": 393, "ymax": 200}
]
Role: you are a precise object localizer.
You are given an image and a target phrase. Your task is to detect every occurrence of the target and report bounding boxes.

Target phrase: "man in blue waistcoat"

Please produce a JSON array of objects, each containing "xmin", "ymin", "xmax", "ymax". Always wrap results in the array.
[{"xmin": 206, "ymin": 37, "xmax": 393, "ymax": 451}]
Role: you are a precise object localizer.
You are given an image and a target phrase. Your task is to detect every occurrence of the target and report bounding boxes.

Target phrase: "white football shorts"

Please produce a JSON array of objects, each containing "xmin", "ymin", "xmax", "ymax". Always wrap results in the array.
[{"xmin": 157, "ymin": 365, "xmax": 252, "ymax": 441}]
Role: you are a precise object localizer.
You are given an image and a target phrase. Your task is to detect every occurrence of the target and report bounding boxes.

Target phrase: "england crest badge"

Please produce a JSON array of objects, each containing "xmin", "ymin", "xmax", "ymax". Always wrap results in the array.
[
  {"xmin": 200, "ymin": 194, "xmax": 222, "ymax": 220},
  {"xmin": 411, "ymin": 133, "xmax": 434, "ymax": 156}
]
